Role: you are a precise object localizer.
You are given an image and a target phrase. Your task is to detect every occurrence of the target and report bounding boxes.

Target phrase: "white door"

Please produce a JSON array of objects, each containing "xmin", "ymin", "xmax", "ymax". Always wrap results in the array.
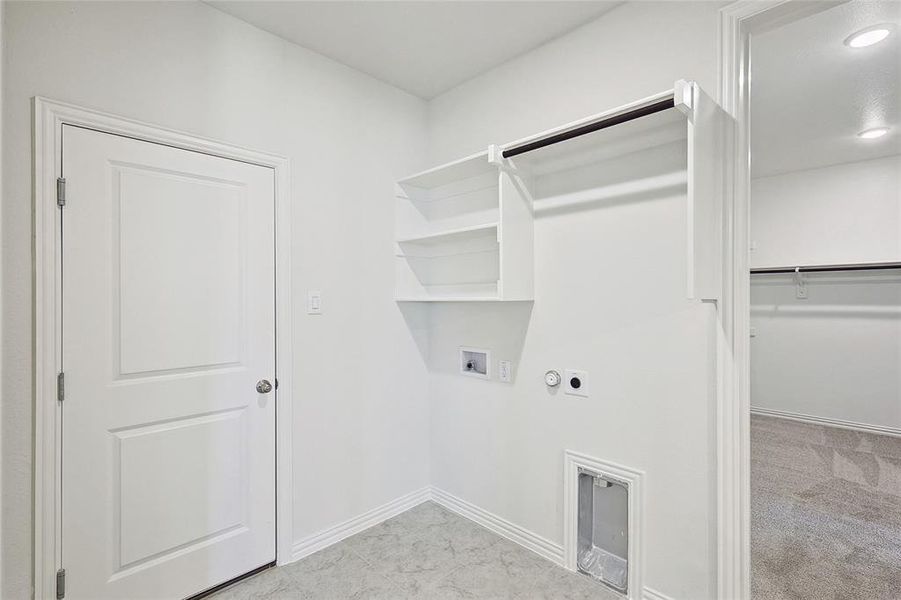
[{"xmin": 61, "ymin": 125, "xmax": 276, "ymax": 599}]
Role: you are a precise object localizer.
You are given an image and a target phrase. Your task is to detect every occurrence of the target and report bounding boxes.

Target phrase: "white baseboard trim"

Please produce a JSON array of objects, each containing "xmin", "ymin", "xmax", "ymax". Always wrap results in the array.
[
  {"xmin": 642, "ymin": 587, "xmax": 676, "ymax": 600},
  {"xmin": 429, "ymin": 486, "xmax": 565, "ymax": 566},
  {"xmin": 751, "ymin": 406, "xmax": 901, "ymax": 438},
  {"xmin": 290, "ymin": 486, "xmax": 432, "ymax": 562},
  {"xmin": 290, "ymin": 486, "xmax": 673, "ymax": 600}
]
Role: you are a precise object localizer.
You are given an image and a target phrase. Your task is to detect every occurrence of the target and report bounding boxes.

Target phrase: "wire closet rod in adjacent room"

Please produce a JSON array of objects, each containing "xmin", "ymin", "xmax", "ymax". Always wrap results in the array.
[
  {"xmin": 501, "ymin": 97, "xmax": 676, "ymax": 159},
  {"xmin": 751, "ymin": 262, "xmax": 901, "ymax": 274}
]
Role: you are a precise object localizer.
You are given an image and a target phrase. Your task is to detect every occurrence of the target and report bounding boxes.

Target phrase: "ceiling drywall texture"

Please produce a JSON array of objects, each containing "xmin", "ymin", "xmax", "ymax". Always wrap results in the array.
[
  {"xmin": 206, "ymin": 1, "xmax": 621, "ymax": 99},
  {"xmin": 751, "ymin": 0, "xmax": 901, "ymax": 177}
]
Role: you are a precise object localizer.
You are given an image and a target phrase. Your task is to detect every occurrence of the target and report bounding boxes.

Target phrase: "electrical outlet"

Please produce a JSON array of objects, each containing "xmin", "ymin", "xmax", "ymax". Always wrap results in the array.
[
  {"xmin": 498, "ymin": 360, "xmax": 512, "ymax": 383},
  {"xmin": 564, "ymin": 369, "xmax": 589, "ymax": 398},
  {"xmin": 307, "ymin": 290, "xmax": 322, "ymax": 314}
]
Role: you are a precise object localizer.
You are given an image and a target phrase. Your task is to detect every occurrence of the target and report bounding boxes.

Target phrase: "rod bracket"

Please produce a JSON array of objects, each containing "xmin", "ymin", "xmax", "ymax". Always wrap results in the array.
[
  {"xmin": 793, "ymin": 267, "xmax": 808, "ymax": 299},
  {"xmin": 487, "ymin": 144, "xmax": 504, "ymax": 167},
  {"xmin": 674, "ymin": 79, "xmax": 695, "ymax": 121}
]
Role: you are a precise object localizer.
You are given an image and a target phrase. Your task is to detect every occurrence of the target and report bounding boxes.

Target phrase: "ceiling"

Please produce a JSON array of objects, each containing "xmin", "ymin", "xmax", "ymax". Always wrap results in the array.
[
  {"xmin": 206, "ymin": 1, "xmax": 621, "ymax": 99},
  {"xmin": 751, "ymin": 0, "xmax": 901, "ymax": 177}
]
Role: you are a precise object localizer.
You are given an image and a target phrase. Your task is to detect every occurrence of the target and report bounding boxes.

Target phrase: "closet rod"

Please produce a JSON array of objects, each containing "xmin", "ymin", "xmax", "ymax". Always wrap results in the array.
[
  {"xmin": 501, "ymin": 97, "xmax": 676, "ymax": 159},
  {"xmin": 751, "ymin": 262, "xmax": 901, "ymax": 274}
]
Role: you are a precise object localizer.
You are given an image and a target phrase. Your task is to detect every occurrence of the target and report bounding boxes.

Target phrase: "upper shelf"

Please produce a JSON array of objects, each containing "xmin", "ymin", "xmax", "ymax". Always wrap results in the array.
[
  {"xmin": 394, "ymin": 80, "xmax": 723, "ymax": 303},
  {"xmin": 503, "ymin": 100, "xmax": 687, "ymax": 176},
  {"xmin": 397, "ymin": 151, "xmax": 495, "ymax": 190}
]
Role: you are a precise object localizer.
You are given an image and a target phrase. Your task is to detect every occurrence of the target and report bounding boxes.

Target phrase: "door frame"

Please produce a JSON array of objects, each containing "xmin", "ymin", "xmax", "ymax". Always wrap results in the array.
[
  {"xmin": 717, "ymin": 2, "xmax": 846, "ymax": 598},
  {"xmin": 33, "ymin": 97, "xmax": 295, "ymax": 599}
]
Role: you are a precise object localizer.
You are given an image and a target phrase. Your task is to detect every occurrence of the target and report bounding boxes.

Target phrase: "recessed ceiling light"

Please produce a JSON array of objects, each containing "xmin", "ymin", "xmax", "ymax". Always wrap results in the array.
[
  {"xmin": 844, "ymin": 26, "xmax": 891, "ymax": 48},
  {"xmin": 858, "ymin": 127, "xmax": 890, "ymax": 139}
]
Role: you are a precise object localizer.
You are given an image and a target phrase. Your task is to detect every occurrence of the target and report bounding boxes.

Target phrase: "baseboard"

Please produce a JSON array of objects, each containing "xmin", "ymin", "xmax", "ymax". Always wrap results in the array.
[
  {"xmin": 290, "ymin": 486, "xmax": 673, "ymax": 600},
  {"xmin": 751, "ymin": 406, "xmax": 901, "ymax": 438},
  {"xmin": 429, "ymin": 486, "xmax": 565, "ymax": 566},
  {"xmin": 290, "ymin": 486, "xmax": 431, "ymax": 561},
  {"xmin": 642, "ymin": 587, "xmax": 676, "ymax": 600}
]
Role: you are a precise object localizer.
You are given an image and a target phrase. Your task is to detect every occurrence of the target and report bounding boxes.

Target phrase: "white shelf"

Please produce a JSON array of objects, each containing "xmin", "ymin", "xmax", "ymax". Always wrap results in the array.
[
  {"xmin": 397, "ymin": 151, "xmax": 494, "ymax": 190},
  {"xmin": 394, "ymin": 80, "xmax": 725, "ymax": 303},
  {"xmin": 397, "ymin": 248, "xmax": 498, "ymax": 260},
  {"xmin": 506, "ymin": 106, "xmax": 686, "ymax": 176},
  {"xmin": 392, "ymin": 149, "xmax": 532, "ymax": 302},
  {"xmin": 396, "ymin": 297, "xmax": 502, "ymax": 302},
  {"xmin": 396, "ymin": 222, "xmax": 497, "ymax": 246}
]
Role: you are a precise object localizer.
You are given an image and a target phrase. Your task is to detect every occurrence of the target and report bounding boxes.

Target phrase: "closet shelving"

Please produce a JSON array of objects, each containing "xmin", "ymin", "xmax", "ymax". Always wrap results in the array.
[
  {"xmin": 394, "ymin": 150, "xmax": 533, "ymax": 301},
  {"xmin": 394, "ymin": 79, "xmax": 730, "ymax": 302}
]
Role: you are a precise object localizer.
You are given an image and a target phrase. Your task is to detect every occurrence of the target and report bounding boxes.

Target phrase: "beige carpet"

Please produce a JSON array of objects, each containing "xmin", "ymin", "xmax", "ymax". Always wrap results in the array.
[{"xmin": 751, "ymin": 414, "xmax": 901, "ymax": 600}]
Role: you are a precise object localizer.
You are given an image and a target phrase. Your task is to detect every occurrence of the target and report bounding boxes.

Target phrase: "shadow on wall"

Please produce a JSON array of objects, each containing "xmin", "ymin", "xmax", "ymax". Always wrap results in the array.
[
  {"xmin": 397, "ymin": 301, "xmax": 433, "ymax": 365},
  {"xmin": 750, "ymin": 271, "xmax": 901, "ymax": 429},
  {"xmin": 530, "ymin": 140, "xmax": 687, "ymax": 220},
  {"xmin": 426, "ymin": 301, "xmax": 534, "ymax": 382},
  {"xmin": 751, "ymin": 271, "xmax": 901, "ymax": 319}
]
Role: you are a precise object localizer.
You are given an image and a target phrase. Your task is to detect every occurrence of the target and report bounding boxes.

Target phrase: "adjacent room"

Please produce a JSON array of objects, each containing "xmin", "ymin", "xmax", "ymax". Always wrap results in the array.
[
  {"xmin": 748, "ymin": 3, "xmax": 901, "ymax": 599},
  {"xmin": 0, "ymin": 1, "xmax": 897, "ymax": 600}
]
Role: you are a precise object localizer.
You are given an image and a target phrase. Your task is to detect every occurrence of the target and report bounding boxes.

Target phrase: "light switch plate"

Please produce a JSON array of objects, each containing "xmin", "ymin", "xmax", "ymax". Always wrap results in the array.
[
  {"xmin": 307, "ymin": 290, "xmax": 322, "ymax": 315},
  {"xmin": 498, "ymin": 360, "xmax": 512, "ymax": 383},
  {"xmin": 564, "ymin": 369, "xmax": 589, "ymax": 397}
]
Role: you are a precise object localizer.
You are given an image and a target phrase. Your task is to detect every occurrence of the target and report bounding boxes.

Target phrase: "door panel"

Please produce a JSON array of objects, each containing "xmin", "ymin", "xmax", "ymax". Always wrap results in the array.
[
  {"xmin": 117, "ymin": 166, "xmax": 245, "ymax": 376},
  {"xmin": 62, "ymin": 125, "xmax": 275, "ymax": 600}
]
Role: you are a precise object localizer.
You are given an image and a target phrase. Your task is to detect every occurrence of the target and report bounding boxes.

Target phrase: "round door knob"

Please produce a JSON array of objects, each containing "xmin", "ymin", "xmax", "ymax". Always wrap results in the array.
[{"xmin": 256, "ymin": 379, "xmax": 273, "ymax": 394}]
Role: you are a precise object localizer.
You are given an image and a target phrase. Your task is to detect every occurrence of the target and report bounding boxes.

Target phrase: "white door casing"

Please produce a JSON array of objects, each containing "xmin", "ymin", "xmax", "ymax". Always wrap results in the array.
[
  {"xmin": 33, "ymin": 97, "xmax": 293, "ymax": 599},
  {"xmin": 61, "ymin": 125, "xmax": 275, "ymax": 599}
]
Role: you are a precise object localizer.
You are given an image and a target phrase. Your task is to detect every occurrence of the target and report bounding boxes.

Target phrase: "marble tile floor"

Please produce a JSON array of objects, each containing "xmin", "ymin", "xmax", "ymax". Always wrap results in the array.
[{"xmin": 211, "ymin": 501, "xmax": 621, "ymax": 600}]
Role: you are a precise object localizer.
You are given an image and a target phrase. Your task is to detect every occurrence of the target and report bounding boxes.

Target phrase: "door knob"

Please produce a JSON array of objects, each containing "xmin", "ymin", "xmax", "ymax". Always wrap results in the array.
[{"xmin": 256, "ymin": 379, "xmax": 273, "ymax": 394}]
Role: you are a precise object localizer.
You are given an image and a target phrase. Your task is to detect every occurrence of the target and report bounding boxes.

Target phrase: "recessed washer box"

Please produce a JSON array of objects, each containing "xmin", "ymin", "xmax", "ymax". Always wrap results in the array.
[{"xmin": 460, "ymin": 347, "xmax": 490, "ymax": 379}]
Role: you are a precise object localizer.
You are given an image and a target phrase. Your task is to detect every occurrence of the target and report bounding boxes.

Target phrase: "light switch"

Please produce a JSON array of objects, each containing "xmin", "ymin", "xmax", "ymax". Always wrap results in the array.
[{"xmin": 307, "ymin": 290, "xmax": 321, "ymax": 315}]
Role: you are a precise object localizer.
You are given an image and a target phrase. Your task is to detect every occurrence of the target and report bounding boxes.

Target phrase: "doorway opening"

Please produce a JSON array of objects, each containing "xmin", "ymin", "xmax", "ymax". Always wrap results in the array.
[{"xmin": 747, "ymin": 2, "xmax": 901, "ymax": 598}]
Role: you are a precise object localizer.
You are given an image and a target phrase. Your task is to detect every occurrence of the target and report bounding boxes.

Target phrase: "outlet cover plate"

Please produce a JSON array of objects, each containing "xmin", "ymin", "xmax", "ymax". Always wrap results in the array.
[
  {"xmin": 498, "ymin": 360, "xmax": 512, "ymax": 383},
  {"xmin": 564, "ymin": 369, "xmax": 589, "ymax": 397}
]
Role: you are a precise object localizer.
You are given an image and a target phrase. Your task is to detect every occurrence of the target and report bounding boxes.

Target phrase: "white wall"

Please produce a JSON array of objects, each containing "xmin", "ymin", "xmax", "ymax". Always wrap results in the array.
[
  {"xmin": 750, "ymin": 156, "xmax": 901, "ymax": 269},
  {"xmin": 0, "ymin": 2, "xmax": 5, "ymax": 594},
  {"xmin": 1, "ymin": 3, "xmax": 430, "ymax": 598},
  {"xmin": 750, "ymin": 156, "xmax": 901, "ymax": 431},
  {"xmin": 425, "ymin": 3, "xmax": 724, "ymax": 598},
  {"xmin": 750, "ymin": 273, "xmax": 901, "ymax": 431}
]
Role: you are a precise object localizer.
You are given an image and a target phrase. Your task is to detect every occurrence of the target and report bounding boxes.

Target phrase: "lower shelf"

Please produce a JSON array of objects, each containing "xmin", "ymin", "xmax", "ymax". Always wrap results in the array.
[
  {"xmin": 396, "ymin": 296, "xmax": 502, "ymax": 302},
  {"xmin": 395, "ymin": 282, "xmax": 500, "ymax": 302}
]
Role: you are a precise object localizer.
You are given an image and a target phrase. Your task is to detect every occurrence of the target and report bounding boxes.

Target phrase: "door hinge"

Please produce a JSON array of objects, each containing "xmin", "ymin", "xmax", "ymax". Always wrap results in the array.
[
  {"xmin": 57, "ymin": 372, "xmax": 65, "ymax": 402},
  {"xmin": 57, "ymin": 177, "xmax": 66, "ymax": 207},
  {"xmin": 56, "ymin": 568, "xmax": 66, "ymax": 599}
]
